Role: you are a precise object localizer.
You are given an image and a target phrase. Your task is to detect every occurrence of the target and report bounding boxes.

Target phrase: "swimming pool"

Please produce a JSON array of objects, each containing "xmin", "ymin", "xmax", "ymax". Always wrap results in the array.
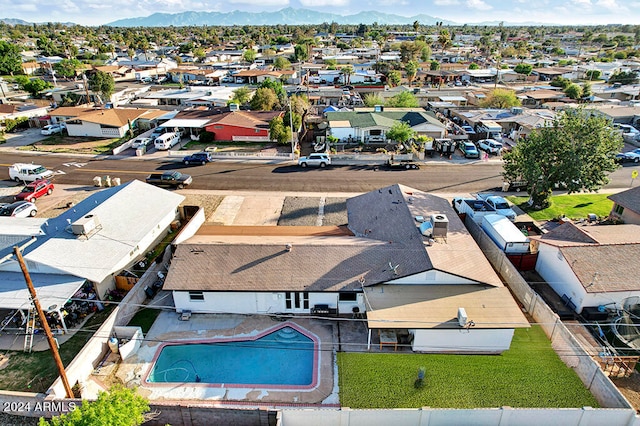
[{"xmin": 146, "ymin": 323, "xmax": 318, "ymax": 388}]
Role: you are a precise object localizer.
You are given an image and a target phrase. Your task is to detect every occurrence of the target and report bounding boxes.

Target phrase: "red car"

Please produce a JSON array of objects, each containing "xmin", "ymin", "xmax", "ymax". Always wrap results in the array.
[{"xmin": 14, "ymin": 179, "xmax": 54, "ymax": 203}]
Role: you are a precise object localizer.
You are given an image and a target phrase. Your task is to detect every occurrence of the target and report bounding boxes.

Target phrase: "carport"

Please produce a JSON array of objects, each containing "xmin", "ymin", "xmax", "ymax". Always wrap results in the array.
[
  {"xmin": 158, "ymin": 118, "xmax": 211, "ymax": 139},
  {"xmin": 0, "ymin": 271, "xmax": 90, "ymax": 351}
]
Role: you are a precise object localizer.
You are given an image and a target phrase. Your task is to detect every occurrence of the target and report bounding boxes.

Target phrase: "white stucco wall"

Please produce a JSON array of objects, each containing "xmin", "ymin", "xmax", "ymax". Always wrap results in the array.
[
  {"xmin": 411, "ymin": 328, "xmax": 515, "ymax": 354},
  {"xmin": 536, "ymin": 244, "xmax": 585, "ymax": 311},
  {"xmin": 329, "ymin": 126, "xmax": 355, "ymax": 140},
  {"xmin": 66, "ymin": 121, "xmax": 127, "ymax": 138},
  {"xmin": 173, "ymin": 291, "xmax": 365, "ymax": 315},
  {"xmin": 388, "ymin": 270, "xmax": 477, "ymax": 285}
]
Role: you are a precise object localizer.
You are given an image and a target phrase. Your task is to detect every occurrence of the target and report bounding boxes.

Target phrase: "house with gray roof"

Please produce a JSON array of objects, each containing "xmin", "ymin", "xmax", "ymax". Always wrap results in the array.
[
  {"xmin": 326, "ymin": 108, "xmax": 447, "ymax": 142},
  {"xmin": 163, "ymin": 184, "xmax": 528, "ymax": 354},
  {"xmin": 532, "ymin": 221, "xmax": 640, "ymax": 314},
  {"xmin": 0, "ymin": 180, "xmax": 184, "ymax": 332},
  {"xmin": 608, "ymin": 186, "xmax": 640, "ymax": 225}
]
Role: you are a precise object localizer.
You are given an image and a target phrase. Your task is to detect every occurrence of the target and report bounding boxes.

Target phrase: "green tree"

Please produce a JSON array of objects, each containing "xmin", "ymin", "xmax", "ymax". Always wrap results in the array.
[
  {"xmin": 387, "ymin": 91, "xmax": 419, "ymax": 108},
  {"xmin": 608, "ymin": 71, "xmax": 639, "ymax": 85},
  {"xmin": 258, "ymin": 79, "xmax": 286, "ymax": 106},
  {"xmin": 53, "ymin": 59, "xmax": 83, "ymax": 78},
  {"xmin": 502, "ymin": 108, "xmax": 623, "ymax": 209},
  {"xmin": 585, "ymin": 70, "xmax": 601, "ymax": 80},
  {"xmin": 0, "ymin": 40, "xmax": 22, "ymax": 75},
  {"xmin": 289, "ymin": 94, "xmax": 310, "ymax": 116},
  {"xmin": 468, "ymin": 62, "xmax": 479, "ymax": 70},
  {"xmin": 387, "ymin": 70, "xmax": 401, "ymax": 87},
  {"xmin": 250, "ymin": 87, "xmax": 278, "ymax": 110},
  {"xmin": 363, "ymin": 93, "xmax": 385, "ymax": 107},
  {"xmin": 269, "ymin": 115, "xmax": 292, "ymax": 145},
  {"xmin": 23, "ymin": 78, "xmax": 53, "ymax": 97},
  {"xmin": 273, "ymin": 56, "xmax": 291, "ymax": 70},
  {"xmin": 39, "ymin": 385, "xmax": 149, "ymax": 426},
  {"xmin": 242, "ymin": 49, "xmax": 257, "ymax": 63},
  {"xmin": 386, "ymin": 120, "xmax": 416, "ymax": 145},
  {"xmin": 229, "ymin": 86, "xmax": 252, "ymax": 105},
  {"xmin": 293, "ymin": 44, "xmax": 309, "ymax": 62},
  {"xmin": 550, "ymin": 76, "xmax": 571, "ymax": 89},
  {"xmin": 438, "ymin": 29, "xmax": 452, "ymax": 54},
  {"xmin": 582, "ymin": 82, "xmax": 592, "ymax": 99},
  {"xmin": 340, "ymin": 65, "xmax": 354, "ymax": 85},
  {"xmin": 514, "ymin": 63, "xmax": 533, "ymax": 75},
  {"xmin": 88, "ymin": 70, "xmax": 115, "ymax": 102},
  {"xmin": 564, "ymin": 83, "xmax": 583, "ymax": 99},
  {"xmin": 405, "ymin": 60, "xmax": 418, "ymax": 87},
  {"xmin": 479, "ymin": 88, "xmax": 521, "ymax": 108},
  {"xmin": 430, "ymin": 60, "xmax": 440, "ymax": 71}
]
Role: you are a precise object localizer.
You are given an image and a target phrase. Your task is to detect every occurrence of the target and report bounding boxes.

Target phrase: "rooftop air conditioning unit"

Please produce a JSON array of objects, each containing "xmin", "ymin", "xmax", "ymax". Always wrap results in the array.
[
  {"xmin": 229, "ymin": 103, "xmax": 240, "ymax": 111},
  {"xmin": 374, "ymin": 105, "xmax": 384, "ymax": 112},
  {"xmin": 71, "ymin": 214, "xmax": 101, "ymax": 236},
  {"xmin": 511, "ymin": 107, "xmax": 523, "ymax": 115},
  {"xmin": 430, "ymin": 214, "xmax": 449, "ymax": 238}
]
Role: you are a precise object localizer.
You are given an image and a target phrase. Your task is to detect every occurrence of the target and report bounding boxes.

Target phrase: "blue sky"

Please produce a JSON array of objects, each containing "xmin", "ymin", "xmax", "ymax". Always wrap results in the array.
[{"xmin": 4, "ymin": 0, "xmax": 640, "ymax": 26}]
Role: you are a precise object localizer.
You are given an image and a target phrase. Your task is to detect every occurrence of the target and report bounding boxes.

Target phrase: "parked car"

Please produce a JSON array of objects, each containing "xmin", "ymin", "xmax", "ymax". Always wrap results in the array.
[
  {"xmin": 461, "ymin": 125, "xmax": 476, "ymax": 136},
  {"xmin": 145, "ymin": 171, "xmax": 192, "ymax": 189},
  {"xmin": 616, "ymin": 124, "xmax": 640, "ymax": 136},
  {"xmin": 478, "ymin": 139, "xmax": 503, "ymax": 155},
  {"xmin": 41, "ymin": 123, "xmax": 65, "ymax": 135},
  {"xmin": 154, "ymin": 132, "xmax": 181, "ymax": 150},
  {"xmin": 8, "ymin": 163, "xmax": 54, "ymax": 182},
  {"xmin": 132, "ymin": 137, "xmax": 154, "ymax": 149},
  {"xmin": 459, "ymin": 141, "xmax": 480, "ymax": 159},
  {"xmin": 0, "ymin": 201, "xmax": 38, "ymax": 217},
  {"xmin": 298, "ymin": 153, "xmax": 331, "ymax": 168},
  {"xmin": 615, "ymin": 152, "xmax": 640, "ymax": 164},
  {"xmin": 14, "ymin": 179, "xmax": 54, "ymax": 202},
  {"xmin": 183, "ymin": 152, "xmax": 214, "ymax": 165}
]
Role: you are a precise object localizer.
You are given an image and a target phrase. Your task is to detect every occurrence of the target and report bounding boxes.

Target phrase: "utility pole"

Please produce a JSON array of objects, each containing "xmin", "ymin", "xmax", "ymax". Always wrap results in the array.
[{"xmin": 14, "ymin": 246, "xmax": 74, "ymax": 398}]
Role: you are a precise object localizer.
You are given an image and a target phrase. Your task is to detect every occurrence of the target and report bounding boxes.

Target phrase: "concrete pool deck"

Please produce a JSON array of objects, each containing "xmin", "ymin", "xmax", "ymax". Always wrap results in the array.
[{"xmin": 113, "ymin": 311, "xmax": 338, "ymax": 406}]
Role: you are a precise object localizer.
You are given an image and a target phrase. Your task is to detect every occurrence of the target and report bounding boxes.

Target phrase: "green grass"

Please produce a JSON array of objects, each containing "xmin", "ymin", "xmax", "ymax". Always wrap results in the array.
[
  {"xmin": 127, "ymin": 308, "xmax": 161, "ymax": 334},
  {"xmin": 338, "ymin": 326, "xmax": 599, "ymax": 409},
  {"xmin": 0, "ymin": 305, "xmax": 115, "ymax": 393},
  {"xmin": 507, "ymin": 193, "xmax": 614, "ymax": 221}
]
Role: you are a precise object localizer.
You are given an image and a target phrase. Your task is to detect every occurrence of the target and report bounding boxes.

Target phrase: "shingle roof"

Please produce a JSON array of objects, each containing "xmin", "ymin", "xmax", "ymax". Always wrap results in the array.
[
  {"xmin": 534, "ymin": 222, "xmax": 640, "ymax": 293},
  {"xmin": 326, "ymin": 110, "xmax": 445, "ymax": 130},
  {"xmin": 609, "ymin": 186, "xmax": 640, "ymax": 215}
]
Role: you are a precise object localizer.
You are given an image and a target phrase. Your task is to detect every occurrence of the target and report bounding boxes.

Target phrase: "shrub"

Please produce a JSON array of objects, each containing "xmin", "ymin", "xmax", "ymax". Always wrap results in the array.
[
  {"xmin": 199, "ymin": 131, "xmax": 214, "ymax": 144},
  {"xmin": 3, "ymin": 116, "xmax": 29, "ymax": 132}
]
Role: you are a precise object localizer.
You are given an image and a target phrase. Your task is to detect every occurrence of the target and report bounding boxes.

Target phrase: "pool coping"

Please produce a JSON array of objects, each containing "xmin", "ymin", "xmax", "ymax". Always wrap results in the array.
[{"xmin": 142, "ymin": 321, "xmax": 320, "ymax": 390}]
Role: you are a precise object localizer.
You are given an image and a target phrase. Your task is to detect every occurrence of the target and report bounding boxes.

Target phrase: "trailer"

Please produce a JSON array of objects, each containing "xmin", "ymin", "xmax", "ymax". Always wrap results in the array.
[{"xmin": 481, "ymin": 214, "xmax": 531, "ymax": 254}]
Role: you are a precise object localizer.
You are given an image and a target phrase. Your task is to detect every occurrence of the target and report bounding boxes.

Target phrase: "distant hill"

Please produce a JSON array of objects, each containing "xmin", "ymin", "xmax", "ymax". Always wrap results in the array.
[
  {"xmin": 106, "ymin": 7, "xmax": 454, "ymax": 27},
  {"xmin": 1, "ymin": 18, "xmax": 32, "ymax": 25}
]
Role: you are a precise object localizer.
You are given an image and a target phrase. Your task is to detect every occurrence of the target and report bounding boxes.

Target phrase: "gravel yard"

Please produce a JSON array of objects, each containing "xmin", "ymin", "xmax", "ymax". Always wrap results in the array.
[
  {"xmin": 179, "ymin": 192, "xmax": 223, "ymax": 222},
  {"xmin": 278, "ymin": 196, "xmax": 322, "ymax": 226},
  {"xmin": 322, "ymin": 197, "xmax": 348, "ymax": 226}
]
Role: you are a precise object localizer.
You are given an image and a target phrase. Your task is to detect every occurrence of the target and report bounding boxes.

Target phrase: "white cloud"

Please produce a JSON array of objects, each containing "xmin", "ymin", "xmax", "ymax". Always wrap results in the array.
[
  {"xmin": 466, "ymin": 0, "xmax": 491, "ymax": 10},
  {"xmin": 433, "ymin": 0, "xmax": 460, "ymax": 5},
  {"xmin": 228, "ymin": 0, "xmax": 290, "ymax": 5}
]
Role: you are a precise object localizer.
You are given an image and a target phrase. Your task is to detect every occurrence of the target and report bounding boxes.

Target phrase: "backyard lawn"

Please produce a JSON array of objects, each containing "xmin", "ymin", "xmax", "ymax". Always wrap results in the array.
[
  {"xmin": 507, "ymin": 193, "xmax": 614, "ymax": 221},
  {"xmin": 338, "ymin": 326, "xmax": 599, "ymax": 409}
]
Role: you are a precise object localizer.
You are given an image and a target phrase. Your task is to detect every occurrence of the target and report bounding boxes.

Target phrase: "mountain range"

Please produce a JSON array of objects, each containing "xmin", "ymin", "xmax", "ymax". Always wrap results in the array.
[{"xmin": 105, "ymin": 8, "xmax": 454, "ymax": 28}]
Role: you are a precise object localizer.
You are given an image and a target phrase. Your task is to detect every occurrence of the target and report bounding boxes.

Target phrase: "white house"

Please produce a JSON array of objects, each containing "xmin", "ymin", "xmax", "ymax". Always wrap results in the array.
[
  {"xmin": 163, "ymin": 184, "xmax": 529, "ymax": 354},
  {"xmin": 533, "ymin": 221, "xmax": 640, "ymax": 314},
  {"xmin": 0, "ymin": 180, "xmax": 184, "ymax": 325},
  {"xmin": 60, "ymin": 108, "xmax": 158, "ymax": 138}
]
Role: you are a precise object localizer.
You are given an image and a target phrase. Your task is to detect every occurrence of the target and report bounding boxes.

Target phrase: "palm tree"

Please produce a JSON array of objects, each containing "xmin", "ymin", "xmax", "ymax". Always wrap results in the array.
[
  {"xmin": 340, "ymin": 65, "xmax": 354, "ymax": 86},
  {"xmin": 438, "ymin": 29, "xmax": 452, "ymax": 55},
  {"xmin": 413, "ymin": 20, "xmax": 420, "ymax": 33}
]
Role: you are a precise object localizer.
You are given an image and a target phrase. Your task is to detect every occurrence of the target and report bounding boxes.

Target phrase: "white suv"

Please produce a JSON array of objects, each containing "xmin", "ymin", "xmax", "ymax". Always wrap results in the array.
[
  {"xmin": 298, "ymin": 153, "xmax": 331, "ymax": 168},
  {"xmin": 478, "ymin": 139, "xmax": 503, "ymax": 155}
]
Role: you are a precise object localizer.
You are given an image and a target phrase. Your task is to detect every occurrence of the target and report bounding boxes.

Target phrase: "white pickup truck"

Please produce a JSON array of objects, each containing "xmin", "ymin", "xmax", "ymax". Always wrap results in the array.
[{"xmin": 475, "ymin": 193, "xmax": 517, "ymax": 221}]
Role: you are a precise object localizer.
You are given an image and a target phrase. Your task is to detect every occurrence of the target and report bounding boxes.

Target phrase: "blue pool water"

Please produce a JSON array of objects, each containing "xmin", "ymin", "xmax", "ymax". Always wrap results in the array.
[{"xmin": 147, "ymin": 326, "xmax": 316, "ymax": 386}]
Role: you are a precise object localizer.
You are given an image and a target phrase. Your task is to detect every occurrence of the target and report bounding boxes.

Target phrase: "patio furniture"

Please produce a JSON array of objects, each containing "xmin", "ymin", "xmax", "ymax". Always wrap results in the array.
[{"xmin": 379, "ymin": 330, "xmax": 397, "ymax": 351}]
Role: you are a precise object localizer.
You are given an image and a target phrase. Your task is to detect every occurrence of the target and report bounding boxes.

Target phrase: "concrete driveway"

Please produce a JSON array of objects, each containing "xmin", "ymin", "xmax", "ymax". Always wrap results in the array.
[{"xmin": 1, "ymin": 128, "xmax": 47, "ymax": 148}]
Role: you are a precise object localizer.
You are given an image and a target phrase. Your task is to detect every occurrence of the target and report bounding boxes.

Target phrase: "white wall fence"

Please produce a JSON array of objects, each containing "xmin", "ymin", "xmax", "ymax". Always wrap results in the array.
[
  {"xmin": 168, "ymin": 149, "xmax": 294, "ymax": 161},
  {"xmin": 279, "ymin": 406, "xmax": 636, "ymax": 426}
]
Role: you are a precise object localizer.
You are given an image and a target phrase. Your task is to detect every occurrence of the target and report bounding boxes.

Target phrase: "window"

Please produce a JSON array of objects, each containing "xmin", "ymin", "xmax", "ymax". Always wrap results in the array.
[
  {"xmin": 614, "ymin": 204, "xmax": 624, "ymax": 215},
  {"xmin": 285, "ymin": 292, "xmax": 292, "ymax": 309},
  {"xmin": 214, "ymin": 125, "xmax": 223, "ymax": 129},
  {"xmin": 188, "ymin": 291, "xmax": 204, "ymax": 301},
  {"xmin": 339, "ymin": 292, "xmax": 358, "ymax": 302},
  {"xmin": 303, "ymin": 292, "xmax": 309, "ymax": 310}
]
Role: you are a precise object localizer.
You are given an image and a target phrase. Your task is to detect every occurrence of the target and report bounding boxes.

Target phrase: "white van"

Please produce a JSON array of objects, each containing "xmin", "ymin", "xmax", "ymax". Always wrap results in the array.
[
  {"xmin": 154, "ymin": 132, "xmax": 180, "ymax": 150},
  {"xmin": 8, "ymin": 163, "xmax": 54, "ymax": 182}
]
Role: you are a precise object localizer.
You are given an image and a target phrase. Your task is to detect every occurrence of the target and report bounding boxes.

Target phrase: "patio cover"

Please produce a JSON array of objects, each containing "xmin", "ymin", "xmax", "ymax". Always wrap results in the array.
[
  {"xmin": 0, "ymin": 271, "xmax": 85, "ymax": 311},
  {"xmin": 159, "ymin": 118, "xmax": 211, "ymax": 129},
  {"xmin": 438, "ymin": 96, "xmax": 467, "ymax": 102},
  {"xmin": 365, "ymin": 284, "xmax": 530, "ymax": 330}
]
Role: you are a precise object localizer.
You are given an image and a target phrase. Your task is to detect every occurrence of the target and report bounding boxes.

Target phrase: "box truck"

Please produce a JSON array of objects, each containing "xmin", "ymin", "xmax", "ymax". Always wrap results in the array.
[{"xmin": 481, "ymin": 214, "xmax": 530, "ymax": 254}]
